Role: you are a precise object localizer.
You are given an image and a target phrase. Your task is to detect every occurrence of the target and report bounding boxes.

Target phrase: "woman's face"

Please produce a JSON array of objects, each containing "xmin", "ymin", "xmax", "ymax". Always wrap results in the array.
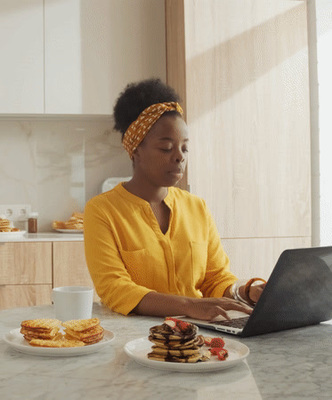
[{"xmin": 133, "ymin": 114, "xmax": 189, "ymax": 187}]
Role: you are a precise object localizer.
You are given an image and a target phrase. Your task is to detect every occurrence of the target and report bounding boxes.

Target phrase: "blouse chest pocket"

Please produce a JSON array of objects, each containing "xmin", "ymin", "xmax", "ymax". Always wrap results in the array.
[
  {"xmin": 119, "ymin": 248, "xmax": 167, "ymax": 290},
  {"xmin": 190, "ymin": 241, "xmax": 208, "ymax": 289}
]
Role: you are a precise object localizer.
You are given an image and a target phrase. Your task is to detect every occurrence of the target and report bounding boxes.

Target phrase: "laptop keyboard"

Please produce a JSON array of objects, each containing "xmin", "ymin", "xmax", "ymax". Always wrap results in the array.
[{"xmin": 212, "ymin": 316, "xmax": 249, "ymax": 329}]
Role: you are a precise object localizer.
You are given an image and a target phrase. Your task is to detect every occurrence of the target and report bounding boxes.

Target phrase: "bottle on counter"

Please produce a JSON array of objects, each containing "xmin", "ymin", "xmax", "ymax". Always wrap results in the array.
[{"xmin": 28, "ymin": 212, "xmax": 39, "ymax": 233}]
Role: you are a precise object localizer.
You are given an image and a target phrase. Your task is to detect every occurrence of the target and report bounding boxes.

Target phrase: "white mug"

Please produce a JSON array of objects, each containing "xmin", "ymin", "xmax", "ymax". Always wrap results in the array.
[{"xmin": 52, "ymin": 286, "xmax": 94, "ymax": 321}]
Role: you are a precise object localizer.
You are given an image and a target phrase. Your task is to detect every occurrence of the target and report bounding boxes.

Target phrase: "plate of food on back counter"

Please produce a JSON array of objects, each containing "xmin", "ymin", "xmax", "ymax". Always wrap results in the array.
[
  {"xmin": 0, "ymin": 217, "xmax": 26, "ymax": 237},
  {"xmin": 52, "ymin": 212, "xmax": 84, "ymax": 233}
]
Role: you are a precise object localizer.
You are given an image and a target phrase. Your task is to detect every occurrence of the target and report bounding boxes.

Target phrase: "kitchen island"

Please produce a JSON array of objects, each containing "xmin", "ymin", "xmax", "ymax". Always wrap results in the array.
[{"xmin": 1, "ymin": 303, "xmax": 331, "ymax": 400}]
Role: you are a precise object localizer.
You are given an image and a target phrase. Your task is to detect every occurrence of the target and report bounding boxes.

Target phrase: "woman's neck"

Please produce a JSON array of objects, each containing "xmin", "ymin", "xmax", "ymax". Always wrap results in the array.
[{"xmin": 123, "ymin": 179, "xmax": 168, "ymax": 204}]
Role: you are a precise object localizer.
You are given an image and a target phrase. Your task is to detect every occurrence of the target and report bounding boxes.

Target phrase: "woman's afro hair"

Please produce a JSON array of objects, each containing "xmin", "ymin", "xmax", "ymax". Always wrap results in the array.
[{"xmin": 113, "ymin": 78, "xmax": 181, "ymax": 138}]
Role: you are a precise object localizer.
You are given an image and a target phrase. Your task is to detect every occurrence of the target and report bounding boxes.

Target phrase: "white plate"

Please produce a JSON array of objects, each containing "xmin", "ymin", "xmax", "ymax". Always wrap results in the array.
[
  {"xmin": 0, "ymin": 231, "xmax": 26, "ymax": 238},
  {"xmin": 54, "ymin": 229, "xmax": 83, "ymax": 234},
  {"xmin": 3, "ymin": 328, "xmax": 115, "ymax": 357},
  {"xmin": 124, "ymin": 337, "xmax": 249, "ymax": 372}
]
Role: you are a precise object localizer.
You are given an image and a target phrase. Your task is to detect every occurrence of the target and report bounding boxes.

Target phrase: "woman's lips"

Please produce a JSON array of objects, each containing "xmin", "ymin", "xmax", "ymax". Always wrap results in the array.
[{"xmin": 168, "ymin": 170, "xmax": 184, "ymax": 177}]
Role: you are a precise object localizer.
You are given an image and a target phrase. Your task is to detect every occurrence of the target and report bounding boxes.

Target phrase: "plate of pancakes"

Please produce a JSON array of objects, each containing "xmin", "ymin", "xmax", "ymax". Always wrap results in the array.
[
  {"xmin": 52, "ymin": 212, "xmax": 84, "ymax": 233},
  {"xmin": 124, "ymin": 318, "xmax": 250, "ymax": 372},
  {"xmin": 4, "ymin": 318, "xmax": 114, "ymax": 357},
  {"xmin": 0, "ymin": 217, "xmax": 25, "ymax": 237}
]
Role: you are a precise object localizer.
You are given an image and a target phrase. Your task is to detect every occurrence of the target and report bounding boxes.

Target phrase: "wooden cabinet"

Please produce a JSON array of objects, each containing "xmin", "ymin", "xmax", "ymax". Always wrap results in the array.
[
  {"xmin": 0, "ymin": 240, "xmax": 98, "ymax": 310},
  {"xmin": 0, "ymin": 0, "xmax": 166, "ymax": 115},
  {"xmin": 0, "ymin": 0, "xmax": 44, "ymax": 113},
  {"xmin": 166, "ymin": 0, "xmax": 312, "ymax": 279},
  {"xmin": 0, "ymin": 242, "xmax": 52, "ymax": 309},
  {"xmin": 53, "ymin": 241, "xmax": 99, "ymax": 301}
]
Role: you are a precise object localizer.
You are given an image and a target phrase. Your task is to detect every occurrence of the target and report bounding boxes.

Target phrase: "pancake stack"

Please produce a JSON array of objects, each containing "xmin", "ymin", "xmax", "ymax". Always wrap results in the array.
[
  {"xmin": 0, "ymin": 217, "xmax": 19, "ymax": 232},
  {"xmin": 148, "ymin": 317, "xmax": 210, "ymax": 363},
  {"xmin": 52, "ymin": 212, "xmax": 84, "ymax": 230},
  {"xmin": 62, "ymin": 317, "xmax": 104, "ymax": 344},
  {"xmin": 20, "ymin": 318, "xmax": 62, "ymax": 342}
]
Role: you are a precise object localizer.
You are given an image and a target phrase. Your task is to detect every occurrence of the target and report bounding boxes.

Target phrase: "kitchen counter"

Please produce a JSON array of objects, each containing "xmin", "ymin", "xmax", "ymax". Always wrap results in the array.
[
  {"xmin": 1, "ymin": 303, "xmax": 331, "ymax": 400},
  {"xmin": 0, "ymin": 232, "xmax": 83, "ymax": 243}
]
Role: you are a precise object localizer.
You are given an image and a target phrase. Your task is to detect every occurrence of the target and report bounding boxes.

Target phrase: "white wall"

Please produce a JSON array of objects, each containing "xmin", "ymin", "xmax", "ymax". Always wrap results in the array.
[{"xmin": 308, "ymin": 0, "xmax": 332, "ymax": 246}]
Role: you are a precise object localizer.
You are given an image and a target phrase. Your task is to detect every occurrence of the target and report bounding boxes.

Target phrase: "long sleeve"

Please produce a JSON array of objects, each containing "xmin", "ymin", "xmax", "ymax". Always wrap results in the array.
[{"xmin": 84, "ymin": 199, "xmax": 153, "ymax": 315}]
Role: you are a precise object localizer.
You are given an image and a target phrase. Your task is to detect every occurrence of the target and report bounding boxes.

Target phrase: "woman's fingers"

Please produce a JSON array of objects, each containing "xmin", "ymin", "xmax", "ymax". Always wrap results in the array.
[
  {"xmin": 187, "ymin": 297, "xmax": 252, "ymax": 321},
  {"xmin": 228, "ymin": 301, "xmax": 253, "ymax": 315},
  {"xmin": 208, "ymin": 306, "xmax": 231, "ymax": 321}
]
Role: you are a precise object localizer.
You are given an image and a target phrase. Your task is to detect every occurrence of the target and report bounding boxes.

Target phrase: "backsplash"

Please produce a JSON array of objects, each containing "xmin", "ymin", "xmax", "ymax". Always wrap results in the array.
[{"xmin": 0, "ymin": 117, "xmax": 132, "ymax": 232}]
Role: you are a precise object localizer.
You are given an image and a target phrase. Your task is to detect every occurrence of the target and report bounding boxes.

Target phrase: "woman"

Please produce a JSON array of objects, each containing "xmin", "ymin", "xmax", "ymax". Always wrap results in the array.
[{"xmin": 84, "ymin": 79, "xmax": 265, "ymax": 321}]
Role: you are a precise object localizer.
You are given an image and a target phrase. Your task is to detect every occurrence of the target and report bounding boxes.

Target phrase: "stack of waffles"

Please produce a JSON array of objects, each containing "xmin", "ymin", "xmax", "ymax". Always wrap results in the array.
[
  {"xmin": 20, "ymin": 318, "xmax": 104, "ymax": 348},
  {"xmin": 20, "ymin": 318, "xmax": 84, "ymax": 348},
  {"xmin": 63, "ymin": 318, "xmax": 104, "ymax": 344},
  {"xmin": 148, "ymin": 317, "xmax": 210, "ymax": 363}
]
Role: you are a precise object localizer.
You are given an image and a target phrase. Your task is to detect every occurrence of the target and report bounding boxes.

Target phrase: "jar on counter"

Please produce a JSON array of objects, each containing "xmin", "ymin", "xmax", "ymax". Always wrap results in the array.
[{"xmin": 28, "ymin": 212, "xmax": 39, "ymax": 233}]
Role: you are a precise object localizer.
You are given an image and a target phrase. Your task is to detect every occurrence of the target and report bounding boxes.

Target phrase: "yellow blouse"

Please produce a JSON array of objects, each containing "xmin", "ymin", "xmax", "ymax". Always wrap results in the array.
[{"xmin": 84, "ymin": 183, "xmax": 237, "ymax": 315}]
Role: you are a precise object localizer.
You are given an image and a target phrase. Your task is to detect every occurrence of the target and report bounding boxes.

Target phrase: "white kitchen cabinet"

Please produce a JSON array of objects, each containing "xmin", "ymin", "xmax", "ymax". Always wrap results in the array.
[
  {"xmin": 0, "ymin": 0, "xmax": 166, "ymax": 115},
  {"xmin": 0, "ymin": 0, "xmax": 44, "ymax": 113},
  {"xmin": 44, "ymin": 0, "xmax": 166, "ymax": 115}
]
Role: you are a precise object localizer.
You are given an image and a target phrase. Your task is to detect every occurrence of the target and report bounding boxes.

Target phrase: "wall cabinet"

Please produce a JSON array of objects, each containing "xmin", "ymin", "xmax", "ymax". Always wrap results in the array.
[
  {"xmin": 0, "ymin": 241, "xmax": 97, "ymax": 310},
  {"xmin": 0, "ymin": 0, "xmax": 44, "ymax": 113},
  {"xmin": 0, "ymin": 0, "xmax": 166, "ymax": 115}
]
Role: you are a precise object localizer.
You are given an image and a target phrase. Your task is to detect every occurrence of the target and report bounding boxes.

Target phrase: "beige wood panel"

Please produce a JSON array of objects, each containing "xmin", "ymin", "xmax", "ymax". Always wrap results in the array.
[
  {"xmin": 166, "ymin": 0, "xmax": 311, "ymax": 238},
  {"xmin": 221, "ymin": 236, "xmax": 311, "ymax": 281},
  {"xmin": 0, "ymin": 284, "xmax": 52, "ymax": 310},
  {"xmin": 165, "ymin": 0, "xmax": 188, "ymax": 190},
  {"xmin": 0, "ymin": 242, "xmax": 52, "ymax": 285},
  {"xmin": 53, "ymin": 242, "xmax": 99, "ymax": 300}
]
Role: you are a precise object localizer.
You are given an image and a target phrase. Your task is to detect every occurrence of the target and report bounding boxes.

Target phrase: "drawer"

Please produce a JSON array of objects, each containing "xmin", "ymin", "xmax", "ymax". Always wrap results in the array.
[
  {"xmin": 0, "ymin": 242, "xmax": 52, "ymax": 285},
  {"xmin": 0, "ymin": 284, "xmax": 52, "ymax": 310}
]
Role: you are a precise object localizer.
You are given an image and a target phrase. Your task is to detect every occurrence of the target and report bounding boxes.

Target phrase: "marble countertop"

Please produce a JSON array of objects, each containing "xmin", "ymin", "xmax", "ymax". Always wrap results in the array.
[
  {"xmin": 0, "ymin": 232, "xmax": 83, "ymax": 243},
  {"xmin": 1, "ymin": 303, "xmax": 331, "ymax": 400}
]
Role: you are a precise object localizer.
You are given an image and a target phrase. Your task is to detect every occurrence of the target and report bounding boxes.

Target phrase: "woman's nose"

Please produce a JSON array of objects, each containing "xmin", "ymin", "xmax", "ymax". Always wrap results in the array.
[{"xmin": 174, "ymin": 148, "xmax": 186, "ymax": 163}]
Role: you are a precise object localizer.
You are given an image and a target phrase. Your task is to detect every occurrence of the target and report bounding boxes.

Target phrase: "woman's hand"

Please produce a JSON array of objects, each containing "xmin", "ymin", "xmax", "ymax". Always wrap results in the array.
[
  {"xmin": 133, "ymin": 291, "xmax": 252, "ymax": 321},
  {"xmin": 184, "ymin": 297, "xmax": 253, "ymax": 321},
  {"xmin": 248, "ymin": 282, "xmax": 266, "ymax": 304}
]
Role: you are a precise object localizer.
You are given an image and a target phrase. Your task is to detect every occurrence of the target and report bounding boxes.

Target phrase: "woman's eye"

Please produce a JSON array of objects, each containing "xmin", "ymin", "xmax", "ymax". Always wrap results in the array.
[{"xmin": 160, "ymin": 148, "xmax": 172, "ymax": 152}]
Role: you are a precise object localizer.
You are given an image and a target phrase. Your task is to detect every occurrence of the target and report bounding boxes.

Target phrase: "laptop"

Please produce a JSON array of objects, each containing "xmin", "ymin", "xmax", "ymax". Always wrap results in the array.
[{"xmin": 181, "ymin": 246, "xmax": 332, "ymax": 337}]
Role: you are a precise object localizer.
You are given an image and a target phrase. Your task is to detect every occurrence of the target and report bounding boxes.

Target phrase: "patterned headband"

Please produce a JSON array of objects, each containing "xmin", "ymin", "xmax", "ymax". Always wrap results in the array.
[{"xmin": 122, "ymin": 102, "xmax": 183, "ymax": 158}]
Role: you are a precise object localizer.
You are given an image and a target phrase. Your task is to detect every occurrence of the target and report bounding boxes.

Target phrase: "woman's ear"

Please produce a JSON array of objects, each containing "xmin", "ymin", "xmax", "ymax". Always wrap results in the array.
[{"xmin": 131, "ymin": 148, "xmax": 139, "ymax": 167}]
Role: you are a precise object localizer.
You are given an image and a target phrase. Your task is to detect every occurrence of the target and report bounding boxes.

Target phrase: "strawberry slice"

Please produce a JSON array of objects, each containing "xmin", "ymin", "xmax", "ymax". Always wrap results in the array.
[
  {"xmin": 204, "ymin": 337, "xmax": 213, "ymax": 346},
  {"xmin": 210, "ymin": 338, "xmax": 225, "ymax": 348},
  {"xmin": 217, "ymin": 348, "xmax": 228, "ymax": 361},
  {"xmin": 209, "ymin": 347, "xmax": 223, "ymax": 355},
  {"xmin": 164, "ymin": 317, "xmax": 190, "ymax": 332}
]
